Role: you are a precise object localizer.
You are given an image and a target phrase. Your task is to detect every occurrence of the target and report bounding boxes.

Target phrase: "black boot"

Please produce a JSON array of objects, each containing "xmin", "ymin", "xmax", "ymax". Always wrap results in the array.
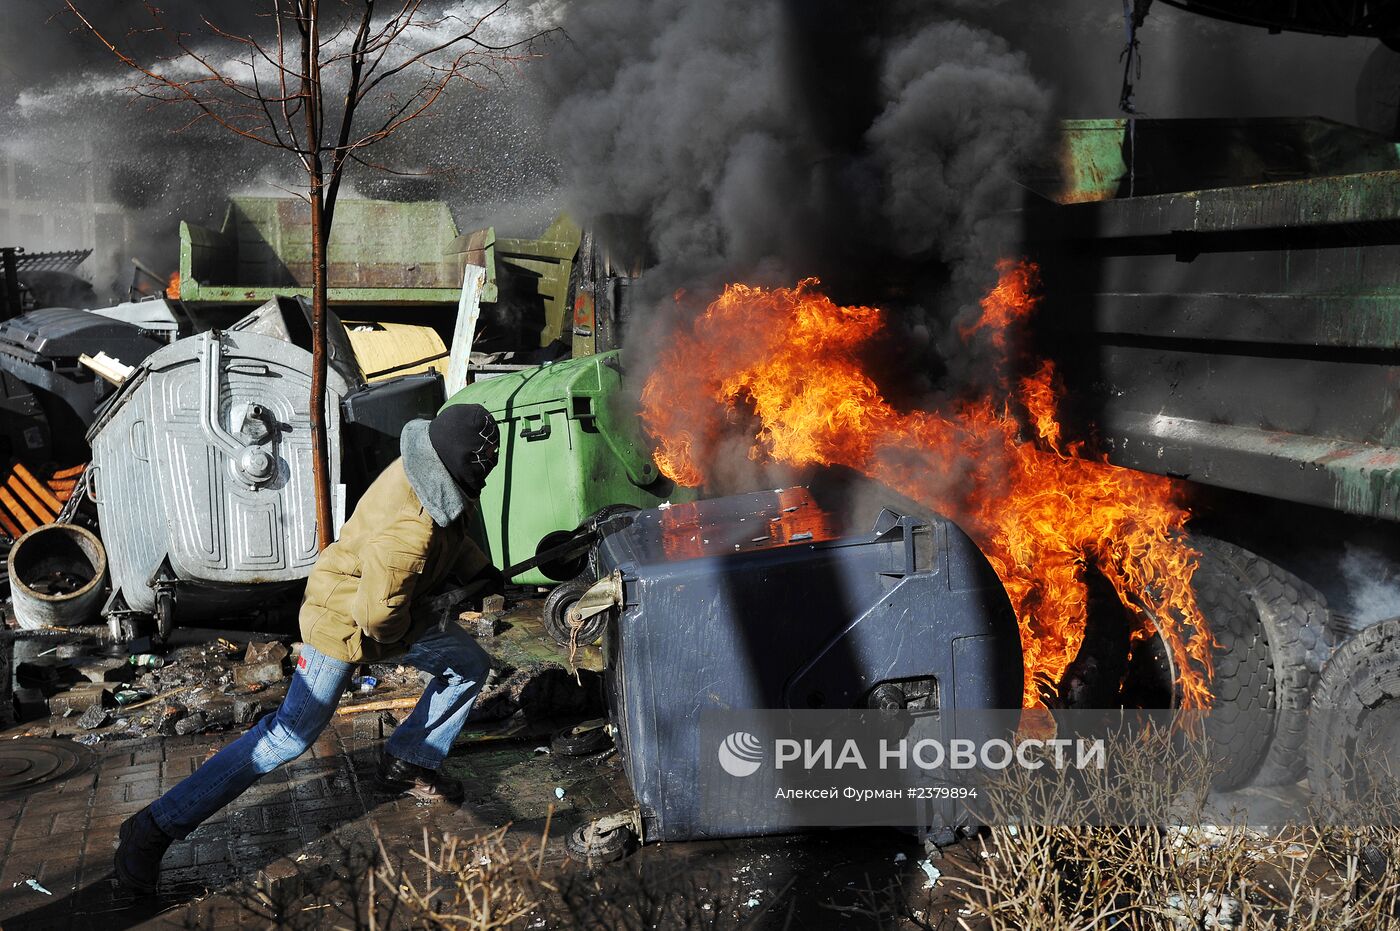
[
  {"xmin": 376, "ymin": 753, "xmax": 464, "ymax": 803},
  {"xmin": 114, "ymin": 806, "xmax": 175, "ymax": 894}
]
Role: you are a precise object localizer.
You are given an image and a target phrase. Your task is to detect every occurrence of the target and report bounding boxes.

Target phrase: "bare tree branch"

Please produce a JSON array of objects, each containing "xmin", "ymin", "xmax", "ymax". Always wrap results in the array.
[{"xmin": 63, "ymin": 0, "xmax": 554, "ymax": 549}]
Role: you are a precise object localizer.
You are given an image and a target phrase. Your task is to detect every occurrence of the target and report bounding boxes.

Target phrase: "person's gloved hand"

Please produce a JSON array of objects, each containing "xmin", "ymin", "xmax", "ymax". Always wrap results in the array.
[{"xmin": 478, "ymin": 564, "xmax": 506, "ymax": 596}]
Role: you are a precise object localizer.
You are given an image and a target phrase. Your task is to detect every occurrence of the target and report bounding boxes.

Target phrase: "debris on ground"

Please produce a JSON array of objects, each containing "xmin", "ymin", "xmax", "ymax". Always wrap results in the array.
[
  {"xmin": 234, "ymin": 641, "xmax": 289, "ymax": 689},
  {"xmin": 74, "ymin": 704, "xmax": 109, "ymax": 729},
  {"xmin": 461, "ymin": 609, "xmax": 506, "ymax": 638},
  {"xmin": 1163, "ymin": 892, "xmax": 1244, "ymax": 930},
  {"xmin": 469, "ymin": 662, "xmax": 602, "ymax": 723}
]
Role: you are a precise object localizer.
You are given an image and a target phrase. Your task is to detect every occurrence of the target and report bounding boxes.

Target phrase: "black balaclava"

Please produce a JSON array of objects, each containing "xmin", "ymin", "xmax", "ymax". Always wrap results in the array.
[{"xmin": 428, "ymin": 404, "xmax": 500, "ymax": 497}]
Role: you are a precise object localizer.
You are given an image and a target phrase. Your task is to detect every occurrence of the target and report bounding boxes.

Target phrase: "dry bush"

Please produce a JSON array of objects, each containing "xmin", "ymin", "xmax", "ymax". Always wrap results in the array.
[
  {"xmin": 365, "ymin": 821, "xmax": 553, "ymax": 930},
  {"xmin": 943, "ymin": 723, "xmax": 1400, "ymax": 930}
]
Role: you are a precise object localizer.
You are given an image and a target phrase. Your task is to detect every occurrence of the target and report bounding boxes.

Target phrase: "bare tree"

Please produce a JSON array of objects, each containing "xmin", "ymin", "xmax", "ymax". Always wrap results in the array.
[{"xmin": 62, "ymin": 0, "xmax": 548, "ymax": 546}]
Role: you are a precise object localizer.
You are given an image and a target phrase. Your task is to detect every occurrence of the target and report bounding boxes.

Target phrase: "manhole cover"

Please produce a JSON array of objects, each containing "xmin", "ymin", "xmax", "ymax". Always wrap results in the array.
[{"xmin": 0, "ymin": 738, "xmax": 98, "ymax": 799}]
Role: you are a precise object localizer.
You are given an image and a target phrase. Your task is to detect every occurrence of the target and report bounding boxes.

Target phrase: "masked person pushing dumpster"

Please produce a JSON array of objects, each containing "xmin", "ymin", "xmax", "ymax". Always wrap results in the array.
[{"xmin": 113, "ymin": 404, "xmax": 504, "ymax": 893}]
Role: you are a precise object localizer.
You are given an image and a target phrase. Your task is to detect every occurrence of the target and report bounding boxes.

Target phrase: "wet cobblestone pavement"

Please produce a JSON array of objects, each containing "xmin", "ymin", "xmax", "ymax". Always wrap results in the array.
[{"xmin": 0, "ymin": 605, "xmax": 938, "ymax": 929}]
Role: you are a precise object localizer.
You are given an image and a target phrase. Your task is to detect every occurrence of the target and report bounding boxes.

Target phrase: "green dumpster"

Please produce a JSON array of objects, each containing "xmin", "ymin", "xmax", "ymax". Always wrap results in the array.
[{"xmin": 443, "ymin": 351, "xmax": 692, "ymax": 585}]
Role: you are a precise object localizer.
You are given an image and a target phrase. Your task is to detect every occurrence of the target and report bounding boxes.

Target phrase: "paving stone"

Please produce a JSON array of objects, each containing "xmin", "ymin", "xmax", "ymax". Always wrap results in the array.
[
  {"xmin": 244, "ymin": 640, "xmax": 290, "ymax": 666},
  {"xmin": 47, "ymin": 684, "xmax": 114, "ymax": 717},
  {"xmin": 69, "ymin": 657, "xmax": 135, "ymax": 685},
  {"xmin": 12, "ymin": 687, "xmax": 48, "ymax": 722}
]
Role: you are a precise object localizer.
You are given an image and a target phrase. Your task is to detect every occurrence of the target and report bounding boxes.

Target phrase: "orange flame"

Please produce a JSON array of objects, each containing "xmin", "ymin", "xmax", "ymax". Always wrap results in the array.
[
  {"xmin": 640, "ymin": 262, "xmax": 1216, "ymax": 710},
  {"xmin": 166, "ymin": 271, "xmax": 180, "ymax": 300}
]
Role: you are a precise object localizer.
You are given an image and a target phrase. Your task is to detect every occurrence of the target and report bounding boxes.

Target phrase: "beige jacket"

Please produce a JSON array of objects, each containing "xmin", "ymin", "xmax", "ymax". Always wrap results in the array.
[{"xmin": 299, "ymin": 421, "xmax": 491, "ymax": 663}]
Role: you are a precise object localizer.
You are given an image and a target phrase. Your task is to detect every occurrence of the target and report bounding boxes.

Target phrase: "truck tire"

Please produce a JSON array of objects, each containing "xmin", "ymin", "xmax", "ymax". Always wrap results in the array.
[
  {"xmin": 1184, "ymin": 558, "xmax": 1278, "ymax": 790},
  {"xmin": 1192, "ymin": 537, "xmax": 1334, "ymax": 786},
  {"xmin": 1307, "ymin": 615, "xmax": 1400, "ymax": 805}
]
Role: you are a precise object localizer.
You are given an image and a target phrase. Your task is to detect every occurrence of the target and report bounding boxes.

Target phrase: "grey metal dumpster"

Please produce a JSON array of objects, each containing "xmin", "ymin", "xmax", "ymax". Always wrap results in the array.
[{"xmin": 88, "ymin": 311, "xmax": 352, "ymax": 639}]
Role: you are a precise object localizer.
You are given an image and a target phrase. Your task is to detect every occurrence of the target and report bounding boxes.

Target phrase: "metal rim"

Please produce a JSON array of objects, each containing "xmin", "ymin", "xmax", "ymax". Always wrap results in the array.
[{"xmin": 7, "ymin": 522, "xmax": 107, "ymax": 603}]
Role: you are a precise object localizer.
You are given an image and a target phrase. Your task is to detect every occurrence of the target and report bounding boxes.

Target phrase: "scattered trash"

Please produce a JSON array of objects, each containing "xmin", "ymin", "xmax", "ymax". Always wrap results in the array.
[
  {"xmin": 1163, "ymin": 892, "xmax": 1243, "ymax": 930},
  {"xmin": 352, "ymin": 675, "xmax": 378, "ymax": 694},
  {"xmin": 128, "ymin": 653, "xmax": 165, "ymax": 669},
  {"xmin": 554, "ymin": 787, "xmax": 565, "ymax": 800},
  {"xmin": 24, "ymin": 879, "xmax": 51, "ymax": 895},
  {"xmin": 154, "ymin": 700, "xmax": 187, "ymax": 736},
  {"xmin": 532, "ymin": 746, "xmax": 550, "ymax": 755},
  {"xmin": 113, "ymin": 689, "xmax": 152, "ymax": 706},
  {"xmin": 73, "ymin": 734, "xmax": 101, "ymax": 747},
  {"xmin": 893, "ymin": 852, "xmax": 907, "ymax": 863},
  {"xmin": 917, "ymin": 859, "xmax": 941, "ymax": 890}
]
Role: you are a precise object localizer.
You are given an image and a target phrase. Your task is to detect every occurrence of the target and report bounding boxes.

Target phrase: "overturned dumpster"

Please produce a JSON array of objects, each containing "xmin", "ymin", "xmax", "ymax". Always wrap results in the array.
[{"xmin": 564, "ymin": 488, "xmax": 1021, "ymax": 854}]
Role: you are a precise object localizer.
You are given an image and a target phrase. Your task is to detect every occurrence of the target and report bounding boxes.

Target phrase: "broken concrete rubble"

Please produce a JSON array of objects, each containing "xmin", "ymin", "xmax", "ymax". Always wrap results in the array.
[
  {"xmin": 234, "ymin": 657, "xmax": 287, "ymax": 690},
  {"xmin": 75, "ymin": 704, "xmax": 110, "ymax": 729},
  {"xmin": 11, "ymin": 687, "xmax": 47, "ymax": 722},
  {"xmin": 174, "ymin": 711, "xmax": 207, "ymax": 735},
  {"xmin": 460, "ymin": 609, "xmax": 506, "ymax": 638},
  {"xmin": 233, "ymin": 694, "xmax": 281, "ymax": 726},
  {"xmin": 244, "ymin": 640, "xmax": 290, "ymax": 666},
  {"xmin": 48, "ymin": 683, "xmax": 113, "ymax": 717},
  {"xmin": 154, "ymin": 700, "xmax": 187, "ymax": 736}
]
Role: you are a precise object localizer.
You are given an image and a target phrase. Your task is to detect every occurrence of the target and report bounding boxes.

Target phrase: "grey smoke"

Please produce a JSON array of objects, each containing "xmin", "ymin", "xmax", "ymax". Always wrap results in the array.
[
  {"xmin": 1, "ymin": 1, "xmax": 563, "ymax": 299},
  {"xmin": 1340, "ymin": 543, "xmax": 1400, "ymax": 628}
]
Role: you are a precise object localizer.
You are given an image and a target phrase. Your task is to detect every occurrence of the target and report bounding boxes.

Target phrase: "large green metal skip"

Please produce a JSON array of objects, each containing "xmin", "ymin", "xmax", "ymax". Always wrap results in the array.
[{"xmin": 443, "ymin": 351, "xmax": 693, "ymax": 585}]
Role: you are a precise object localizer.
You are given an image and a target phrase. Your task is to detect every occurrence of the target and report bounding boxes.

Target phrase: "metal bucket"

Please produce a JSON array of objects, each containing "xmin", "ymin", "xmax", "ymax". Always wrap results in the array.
[{"xmin": 7, "ymin": 524, "xmax": 107, "ymax": 630}]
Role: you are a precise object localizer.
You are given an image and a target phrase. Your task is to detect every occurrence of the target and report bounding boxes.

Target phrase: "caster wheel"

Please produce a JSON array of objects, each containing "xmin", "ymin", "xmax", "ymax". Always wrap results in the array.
[
  {"xmin": 543, "ymin": 577, "xmax": 605, "ymax": 647},
  {"xmin": 551, "ymin": 719, "xmax": 613, "ymax": 757},
  {"xmin": 154, "ymin": 589, "xmax": 175, "ymax": 643},
  {"xmin": 565, "ymin": 821, "xmax": 633, "ymax": 864},
  {"xmin": 109, "ymin": 614, "xmax": 150, "ymax": 644}
]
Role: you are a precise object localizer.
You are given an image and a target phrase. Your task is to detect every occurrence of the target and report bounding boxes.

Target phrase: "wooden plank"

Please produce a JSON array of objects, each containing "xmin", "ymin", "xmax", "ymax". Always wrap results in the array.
[{"xmin": 446, "ymin": 264, "xmax": 487, "ymax": 397}]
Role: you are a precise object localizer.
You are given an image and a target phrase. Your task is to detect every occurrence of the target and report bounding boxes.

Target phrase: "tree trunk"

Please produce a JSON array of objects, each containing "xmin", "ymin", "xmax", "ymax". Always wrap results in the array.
[{"xmin": 308, "ymin": 168, "xmax": 334, "ymax": 550}]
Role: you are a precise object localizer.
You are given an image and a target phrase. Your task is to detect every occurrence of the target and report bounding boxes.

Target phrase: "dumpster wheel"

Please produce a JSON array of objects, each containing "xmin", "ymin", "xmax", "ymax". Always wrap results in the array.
[
  {"xmin": 551, "ymin": 719, "xmax": 614, "ymax": 757},
  {"xmin": 565, "ymin": 816, "xmax": 636, "ymax": 865},
  {"xmin": 155, "ymin": 588, "xmax": 175, "ymax": 643},
  {"xmin": 544, "ymin": 577, "xmax": 606, "ymax": 647}
]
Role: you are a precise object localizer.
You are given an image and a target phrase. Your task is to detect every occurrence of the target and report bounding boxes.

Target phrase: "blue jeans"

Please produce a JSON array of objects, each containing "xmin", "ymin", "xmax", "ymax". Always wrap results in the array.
[{"xmin": 150, "ymin": 623, "xmax": 491, "ymax": 839}]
